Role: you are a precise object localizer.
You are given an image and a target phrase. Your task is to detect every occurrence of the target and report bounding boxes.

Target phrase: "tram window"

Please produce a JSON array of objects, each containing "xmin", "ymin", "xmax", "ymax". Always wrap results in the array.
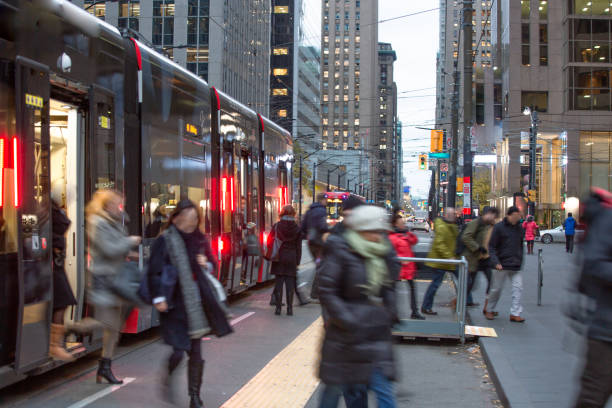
[
  {"xmin": 0, "ymin": 75, "xmax": 17, "ymax": 255},
  {"xmin": 92, "ymin": 102, "xmax": 115, "ymax": 190},
  {"xmin": 145, "ymin": 184, "xmax": 180, "ymax": 238}
]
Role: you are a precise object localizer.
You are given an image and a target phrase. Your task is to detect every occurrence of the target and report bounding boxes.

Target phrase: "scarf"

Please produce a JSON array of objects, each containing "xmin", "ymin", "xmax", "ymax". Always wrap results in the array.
[
  {"xmin": 343, "ymin": 229, "xmax": 392, "ymax": 297},
  {"xmin": 163, "ymin": 225, "xmax": 209, "ymax": 339}
]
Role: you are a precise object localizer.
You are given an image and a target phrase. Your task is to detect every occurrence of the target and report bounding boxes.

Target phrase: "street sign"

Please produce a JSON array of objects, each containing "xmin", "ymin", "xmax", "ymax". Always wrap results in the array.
[
  {"xmin": 446, "ymin": 135, "xmax": 452, "ymax": 150},
  {"xmin": 440, "ymin": 171, "xmax": 447, "ymax": 182},
  {"xmin": 429, "ymin": 152, "xmax": 450, "ymax": 159},
  {"xmin": 440, "ymin": 163, "xmax": 448, "ymax": 172},
  {"xmin": 463, "ymin": 177, "xmax": 471, "ymax": 214}
]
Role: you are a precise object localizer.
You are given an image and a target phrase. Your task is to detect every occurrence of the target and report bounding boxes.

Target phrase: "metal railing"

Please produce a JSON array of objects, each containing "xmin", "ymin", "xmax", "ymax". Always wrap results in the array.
[{"xmin": 394, "ymin": 256, "xmax": 469, "ymax": 343}]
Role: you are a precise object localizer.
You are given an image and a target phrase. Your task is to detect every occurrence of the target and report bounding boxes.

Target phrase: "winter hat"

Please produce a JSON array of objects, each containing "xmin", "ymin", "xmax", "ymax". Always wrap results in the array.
[
  {"xmin": 345, "ymin": 205, "xmax": 392, "ymax": 232},
  {"xmin": 342, "ymin": 195, "xmax": 364, "ymax": 211}
]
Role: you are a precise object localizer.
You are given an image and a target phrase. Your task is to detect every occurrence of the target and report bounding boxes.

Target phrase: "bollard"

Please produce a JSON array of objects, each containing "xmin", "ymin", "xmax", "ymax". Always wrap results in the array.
[{"xmin": 537, "ymin": 248, "xmax": 543, "ymax": 306}]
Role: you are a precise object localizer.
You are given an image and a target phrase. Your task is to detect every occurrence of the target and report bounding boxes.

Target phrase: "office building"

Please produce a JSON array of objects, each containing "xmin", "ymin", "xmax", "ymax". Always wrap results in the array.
[{"xmin": 82, "ymin": 0, "xmax": 271, "ymax": 115}]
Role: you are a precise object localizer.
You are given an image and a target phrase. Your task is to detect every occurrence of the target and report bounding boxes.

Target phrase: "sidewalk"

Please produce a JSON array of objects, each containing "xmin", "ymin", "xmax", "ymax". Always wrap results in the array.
[{"xmin": 467, "ymin": 242, "xmax": 612, "ymax": 408}]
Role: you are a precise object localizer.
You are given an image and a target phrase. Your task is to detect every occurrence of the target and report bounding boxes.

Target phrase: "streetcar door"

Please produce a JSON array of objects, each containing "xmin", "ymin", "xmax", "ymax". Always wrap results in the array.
[{"xmin": 14, "ymin": 57, "xmax": 53, "ymax": 372}]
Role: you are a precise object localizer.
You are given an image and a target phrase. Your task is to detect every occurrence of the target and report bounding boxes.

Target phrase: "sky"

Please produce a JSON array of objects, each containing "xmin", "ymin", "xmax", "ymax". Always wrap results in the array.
[{"xmin": 378, "ymin": 1, "xmax": 439, "ymax": 199}]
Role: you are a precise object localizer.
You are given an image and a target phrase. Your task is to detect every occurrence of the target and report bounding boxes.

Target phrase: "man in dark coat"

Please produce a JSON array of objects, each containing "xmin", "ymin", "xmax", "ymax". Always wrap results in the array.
[
  {"xmin": 485, "ymin": 206, "xmax": 525, "ymax": 322},
  {"xmin": 573, "ymin": 188, "xmax": 612, "ymax": 408},
  {"xmin": 301, "ymin": 193, "xmax": 330, "ymax": 299},
  {"xmin": 564, "ymin": 212, "xmax": 577, "ymax": 253},
  {"xmin": 318, "ymin": 205, "xmax": 400, "ymax": 407}
]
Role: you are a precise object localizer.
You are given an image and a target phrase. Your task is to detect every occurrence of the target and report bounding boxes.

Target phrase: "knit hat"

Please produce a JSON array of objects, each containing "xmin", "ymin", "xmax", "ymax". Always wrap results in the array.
[
  {"xmin": 342, "ymin": 195, "xmax": 364, "ymax": 211},
  {"xmin": 345, "ymin": 205, "xmax": 392, "ymax": 232}
]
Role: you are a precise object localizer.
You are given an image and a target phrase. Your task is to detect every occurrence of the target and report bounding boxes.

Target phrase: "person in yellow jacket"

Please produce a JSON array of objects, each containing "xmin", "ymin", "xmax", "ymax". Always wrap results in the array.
[{"xmin": 421, "ymin": 208, "xmax": 458, "ymax": 315}]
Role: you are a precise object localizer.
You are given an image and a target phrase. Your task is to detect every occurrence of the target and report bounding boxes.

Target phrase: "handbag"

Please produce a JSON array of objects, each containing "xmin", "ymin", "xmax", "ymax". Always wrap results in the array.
[
  {"xmin": 112, "ymin": 260, "xmax": 144, "ymax": 305},
  {"xmin": 265, "ymin": 225, "xmax": 282, "ymax": 262}
]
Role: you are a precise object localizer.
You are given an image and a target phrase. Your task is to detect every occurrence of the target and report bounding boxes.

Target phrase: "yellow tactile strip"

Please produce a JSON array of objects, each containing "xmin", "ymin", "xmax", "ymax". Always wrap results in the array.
[{"xmin": 221, "ymin": 317, "xmax": 324, "ymax": 408}]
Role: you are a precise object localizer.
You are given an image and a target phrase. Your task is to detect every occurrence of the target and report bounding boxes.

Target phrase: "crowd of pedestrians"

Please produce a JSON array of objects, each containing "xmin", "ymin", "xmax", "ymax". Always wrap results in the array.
[{"xmin": 46, "ymin": 184, "xmax": 612, "ymax": 408}]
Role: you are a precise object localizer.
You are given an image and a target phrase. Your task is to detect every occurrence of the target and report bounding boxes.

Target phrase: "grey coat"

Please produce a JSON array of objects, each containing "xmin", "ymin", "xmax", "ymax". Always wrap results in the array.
[{"xmin": 87, "ymin": 214, "xmax": 133, "ymax": 307}]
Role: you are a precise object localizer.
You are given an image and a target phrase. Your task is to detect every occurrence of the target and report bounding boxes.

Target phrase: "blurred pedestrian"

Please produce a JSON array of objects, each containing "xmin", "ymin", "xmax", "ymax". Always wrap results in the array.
[
  {"xmin": 318, "ymin": 205, "xmax": 399, "ymax": 408},
  {"xmin": 267, "ymin": 205, "xmax": 302, "ymax": 316},
  {"xmin": 74, "ymin": 190, "xmax": 141, "ymax": 384},
  {"xmin": 485, "ymin": 206, "xmax": 525, "ymax": 322},
  {"xmin": 460, "ymin": 206, "xmax": 499, "ymax": 310},
  {"xmin": 573, "ymin": 188, "xmax": 612, "ymax": 408},
  {"xmin": 300, "ymin": 193, "xmax": 330, "ymax": 299},
  {"xmin": 145, "ymin": 199, "xmax": 232, "ymax": 408},
  {"xmin": 522, "ymin": 215, "xmax": 538, "ymax": 255},
  {"xmin": 389, "ymin": 213, "xmax": 425, "ymax": 320},
  {"xmin": 421, "ymin": 208, "xmax": 458, "ymax": 316},
  {"xmin": 564, "ymin": 212, "xmax": 577, "ymax": 253},
  {"xmin": 49, "ymin": 184, "xmax": 77, "ymax": 361}
]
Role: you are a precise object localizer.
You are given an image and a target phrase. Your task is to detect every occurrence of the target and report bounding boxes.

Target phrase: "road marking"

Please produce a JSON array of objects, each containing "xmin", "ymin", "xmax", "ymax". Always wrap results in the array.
[
  {"xmin": 230, "ymin": 311, "xmax": 255, "ymax": 326},
  {"xmin": 221, "ymin": 317, "xmax": 323, "ymax": 408},
  {"xmin": 65, "ymin": 377, "xmax": 135, "ymax": 408}
]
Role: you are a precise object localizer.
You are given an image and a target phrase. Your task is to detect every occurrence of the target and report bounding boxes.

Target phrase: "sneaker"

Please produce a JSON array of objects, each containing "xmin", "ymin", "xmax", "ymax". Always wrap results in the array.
[
  {"xmin": 420, "ymin": 308, "xmax": 438, "ymax": 316},
  {"xmin": 410, "ymin": 312, "xmax": 426, "ymax": 320}
]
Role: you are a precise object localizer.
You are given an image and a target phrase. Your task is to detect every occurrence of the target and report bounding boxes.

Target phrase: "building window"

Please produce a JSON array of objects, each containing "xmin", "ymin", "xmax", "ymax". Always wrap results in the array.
[
  {"xmin": 278, "ymin": 109, "xmax": 287, "ymax": 117},
  {"xmin": 569, "ymin": 66, "xmax": 611, "ymax": 110},
  {"xmin": 273, "ymin": 47, "xmax": 289, "ymax": 55},
  {"xmin": 274, "ymin": 5, "xmax": 289, "ymax": 13},
  {"xmin": 540, "ymin": 24, "xmax": 548, "ymax": 65},
  {"xmin": 579, "ymin": 131, "xmax": 612, "ymax": 197},
  {"xmin": 521, "ymin": 0, "xmax": 530, "ymax": 19},
  {"xmin": 273, "ymin": 68, "xmax": 288, "ymax": 76},
  {"xmin": 522, "ymin": 23, "xmax": 530, "ymax": 65},
  {"xmin": 119, "ymin": 0, "xmax": 140, "ymax": 30},
  {"xmin": 272, "ymin": 88, "xmax": 288, "ymax": 96},
  {"xmin": 153, "ymin": 0, "xmax": 175, "ymax": 46},
  {"xmin": 539, "ymin": 0, "xmax": 548, "ymax": 19},
  {"xmin": 521, "ymin": 91, "xmax": 548, "ymax": 112},
  {"xmin": 84, "ymin": 1, "xmax": 106, "ymax": 18},
  {"xmin": 570, "ymin": 0, "xmax": 612, "ymax": 15},
  {"xmin": 569, "ymin": 18, "xmax": 611, "ymax": 63}
]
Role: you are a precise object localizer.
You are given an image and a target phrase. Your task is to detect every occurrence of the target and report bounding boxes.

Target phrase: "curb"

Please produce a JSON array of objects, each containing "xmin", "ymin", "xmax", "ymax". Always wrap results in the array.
[{"xmin": 467, "ymin": 310, "xmax": 535, "ymax": 408}]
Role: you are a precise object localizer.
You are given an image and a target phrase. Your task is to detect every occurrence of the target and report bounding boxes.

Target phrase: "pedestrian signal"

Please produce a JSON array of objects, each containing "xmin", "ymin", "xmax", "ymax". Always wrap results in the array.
[
  {"xmin": 430, "ymin": 130, "xmax": 444, "ymax": 153},
  {"xmin": 419, "ymin": 154, "xmax": 427, "ymax": 170}
]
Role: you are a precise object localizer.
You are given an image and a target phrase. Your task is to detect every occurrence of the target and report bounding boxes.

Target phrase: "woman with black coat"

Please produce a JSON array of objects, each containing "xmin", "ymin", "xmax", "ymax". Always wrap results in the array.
[
  {"xmin": 145, "ymin": 200, "xmax": 232, "ymax": 408},
  {"xmin": 267, "ymin": 205, "xmax": 302, "ymax": 316},
  {"xmin": 318, "ymin": 205, "xmax": 400, "ymax": 408}
]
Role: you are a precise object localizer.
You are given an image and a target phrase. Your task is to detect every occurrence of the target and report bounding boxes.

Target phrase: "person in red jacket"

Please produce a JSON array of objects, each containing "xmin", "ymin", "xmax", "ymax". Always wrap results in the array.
[
  {"xmin": 389, "ymin": 213, "xmax": 425, "ymax": 320},
  {"xmin": 522, "ymin": 215, "xmax": 538, "ymax": 255}
]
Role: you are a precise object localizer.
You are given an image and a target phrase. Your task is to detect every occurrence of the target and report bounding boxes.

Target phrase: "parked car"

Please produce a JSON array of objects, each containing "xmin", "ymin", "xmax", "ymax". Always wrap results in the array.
[
  {"xmin": 536, "ymin": 225, "xmax": 584, "ymax": 244},
  {"xmin": 409, "ymin": 218, "xmax": 431, "ymax": 233}
]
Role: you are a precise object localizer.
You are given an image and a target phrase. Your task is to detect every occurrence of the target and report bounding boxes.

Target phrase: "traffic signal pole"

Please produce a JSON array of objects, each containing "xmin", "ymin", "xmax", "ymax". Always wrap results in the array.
[
  {"xmin": 447, "ymin": 63, "xmax": 459, "ymax": 209},
  {"xmin": 462, "ymin": 0, "xmax": 474, "ymax": 217}
]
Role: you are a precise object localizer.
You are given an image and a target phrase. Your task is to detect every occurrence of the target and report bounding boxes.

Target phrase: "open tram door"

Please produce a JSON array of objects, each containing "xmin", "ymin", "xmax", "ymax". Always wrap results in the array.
[{"xmin": 12, "ymin": 57, "xmax": 53, "ymax": 372}]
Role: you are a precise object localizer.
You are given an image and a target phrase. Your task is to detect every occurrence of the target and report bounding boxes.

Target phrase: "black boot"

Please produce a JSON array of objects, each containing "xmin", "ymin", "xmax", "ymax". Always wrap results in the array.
[
  {"xmin": 188, "ymin": 359, "xmax": 205, "ymax": 408},
  {"xmin": 161, "ymin": 354, "xmax": 182, "ymax": 403},
  {"xmin": 96, "ymin": 358, "xmax": 123, "ymax": 384}
]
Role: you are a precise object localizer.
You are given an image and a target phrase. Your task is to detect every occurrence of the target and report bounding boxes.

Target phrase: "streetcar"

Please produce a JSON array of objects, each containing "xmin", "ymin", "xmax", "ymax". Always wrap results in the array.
[
  {"xmin": 0, "ymin": 0, "xmax": 292, "ymax": 387},
  {"xmin": 323, "ymin": 191, "xmax": 365, "ymax": 226}
]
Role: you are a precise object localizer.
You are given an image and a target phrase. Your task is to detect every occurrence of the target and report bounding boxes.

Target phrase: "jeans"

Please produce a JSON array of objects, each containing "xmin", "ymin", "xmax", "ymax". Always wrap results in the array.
[
  {"xmin": 566, "ymin": 234, "xmax": 575, "ymax": 253},
  {"xmin": 422, "ymin": 268, "xmax": 471, "ymax": 310},
  {"xmin": 318, "ymin": 383, "xmax": 367, "ymax": 408},
  {"xmin": 369, "ymin": 368, "xmax": 397, "ymax": 408},
  {"xmin": 273, "ymin": 275, "xmax": 295, "ymax": 308},
  {"xmin": 574, "ymin": 338, "xmax": 612, "ymax": 408},
  {"xmin": 487, "ymin": 269, "xmax": 523, "ymax": 316}
]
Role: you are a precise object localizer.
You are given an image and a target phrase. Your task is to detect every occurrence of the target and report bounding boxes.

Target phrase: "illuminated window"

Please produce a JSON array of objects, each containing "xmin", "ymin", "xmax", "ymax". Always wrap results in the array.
[
  {"xmin": 278, "ymin": 109, "xmax": 287, "ymax": 117},
  {"xmin": 323, "ymin": 118, "xmax": 329, "ymax": 125},
  {"xmin": 323, "ymin": 129, "xmax": 329, "ymax": 137},
  {"xmin": 272, "ymin": 88, "xmax": 288, "ymax": 96},
  {"xmin": 323, "ymin": 71, "xmax": 329, "ymax": 78},
  {"xmin": 273, "ymin": 47, "xmax": 289, "ymax": 55},
  {"xmin": 274, "ymin": 5, "xmax": 289, "ymax": 13},
  {"xmin": 273, "ymin": 68, "xmax": 288, "ymax": 76}
]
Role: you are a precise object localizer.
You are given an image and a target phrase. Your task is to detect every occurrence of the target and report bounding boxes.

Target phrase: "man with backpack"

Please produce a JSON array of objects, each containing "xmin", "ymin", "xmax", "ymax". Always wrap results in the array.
[
  {"xmin": 459, "ymin": 206, "xmax": 500, "ymax": 309},
  {"xmin": 301, "ymin": 193, "xmax": 330, "ymax": 299}
]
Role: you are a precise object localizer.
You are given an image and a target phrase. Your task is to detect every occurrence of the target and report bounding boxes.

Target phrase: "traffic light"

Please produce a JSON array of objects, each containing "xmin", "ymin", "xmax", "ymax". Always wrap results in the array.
[
  {"xmin": 419, "ymin": 154, "xmax": 427, "ymax": 170},
  {"xmin": 430, "ymin": 130, "xmax": 444, "ymax": 153},
  {"xmin": 528, "ymin": 189, "xmax": 536, "ymax": 202}
]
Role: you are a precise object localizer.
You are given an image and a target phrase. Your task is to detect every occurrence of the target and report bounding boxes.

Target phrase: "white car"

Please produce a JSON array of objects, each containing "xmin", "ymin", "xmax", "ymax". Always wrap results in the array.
[{"xmin": 536, "ymin": 225, "xmax": 584, "ymax": 244}]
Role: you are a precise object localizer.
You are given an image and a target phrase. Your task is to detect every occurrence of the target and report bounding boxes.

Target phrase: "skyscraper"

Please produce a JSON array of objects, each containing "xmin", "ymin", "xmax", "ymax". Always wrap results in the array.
[{"xmin": 320, "ymin": 0, "xmax": 378, "ymax": 197}]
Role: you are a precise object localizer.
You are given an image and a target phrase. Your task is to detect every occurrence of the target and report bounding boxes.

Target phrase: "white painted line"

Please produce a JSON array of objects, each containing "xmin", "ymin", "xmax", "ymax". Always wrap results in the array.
[
  {"xmin": 65, "ymin": 377, "xmax": 135, "ymax": 408},
  {"xmin": 230, "ymin": 311, "xmax": 255, "ymax": 326}
]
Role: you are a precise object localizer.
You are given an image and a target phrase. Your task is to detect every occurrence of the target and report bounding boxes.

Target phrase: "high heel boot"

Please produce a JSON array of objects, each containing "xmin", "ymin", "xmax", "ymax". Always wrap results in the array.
[
  {"xmin": 188, "ymin": 359, "xmax": 205, "ymax": 408},
  {"xmin": 96, "ymin": 358, "xmax": 123, "ymax": 384},
  {"xmin": 49, "ymin": 323, "xmax": 75, "ymax": 361}
]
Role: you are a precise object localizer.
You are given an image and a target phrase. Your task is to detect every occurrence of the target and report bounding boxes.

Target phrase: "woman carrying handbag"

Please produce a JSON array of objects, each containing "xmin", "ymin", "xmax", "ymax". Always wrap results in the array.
[{"xmin": 143, "ymin": 199, "xmax": 232, "ymax": 408}]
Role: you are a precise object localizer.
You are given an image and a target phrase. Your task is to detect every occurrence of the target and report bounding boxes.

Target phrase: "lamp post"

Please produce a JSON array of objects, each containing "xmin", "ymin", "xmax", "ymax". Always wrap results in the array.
[{"xmin": 523, "ymin": 106, "xmax": 538, "ymax": 216}]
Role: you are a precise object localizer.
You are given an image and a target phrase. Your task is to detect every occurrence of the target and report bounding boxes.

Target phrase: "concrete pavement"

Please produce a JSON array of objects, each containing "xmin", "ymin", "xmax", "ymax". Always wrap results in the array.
[{"xmin": 467, "ymin": 241, "xmax": 612, "ymax": 408}]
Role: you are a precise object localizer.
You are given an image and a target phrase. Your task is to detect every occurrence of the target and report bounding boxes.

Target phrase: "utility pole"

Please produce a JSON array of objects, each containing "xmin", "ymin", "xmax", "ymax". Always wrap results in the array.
[
  {"xmin": 528, "ymin": 108, "xmax": 538, "ymax": 215},
  {"xmin": 312, "ymin": 160, "xmax": 317, "ymax": 204},
  {"xmin": 298, "ymin": 155, "xmax": 303, "ymax": 218},
  {"xmin": 447, "ymin": 62, "xmax": 460, "ymax": 208},
  {"xmin": 462, "ymin": 0, "xmax": 474, "ymax": 217}
]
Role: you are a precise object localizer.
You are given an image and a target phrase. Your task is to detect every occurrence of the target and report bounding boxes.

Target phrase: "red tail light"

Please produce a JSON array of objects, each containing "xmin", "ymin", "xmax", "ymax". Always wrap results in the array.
[
  {"xmin": 0, "ymin": 137, "xmax": 5, "ymax": 207},
  {"xmin": 221, "ymin": 177, "xmax": 227, "ymax": 212},
  {"xmin": 230, "ymin": 176, "xmax": 235, "ymax": 212},
  {"xmin": 12, "ymin": 136, "xmax": 20, "ymax": 207},
  {"xmin": 218, "ymin": 235, "xmax": 224, "ymax": 252},
  {"xmin": 262, "ymin": 231, "xmax": 269, "ymax": 246}
]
